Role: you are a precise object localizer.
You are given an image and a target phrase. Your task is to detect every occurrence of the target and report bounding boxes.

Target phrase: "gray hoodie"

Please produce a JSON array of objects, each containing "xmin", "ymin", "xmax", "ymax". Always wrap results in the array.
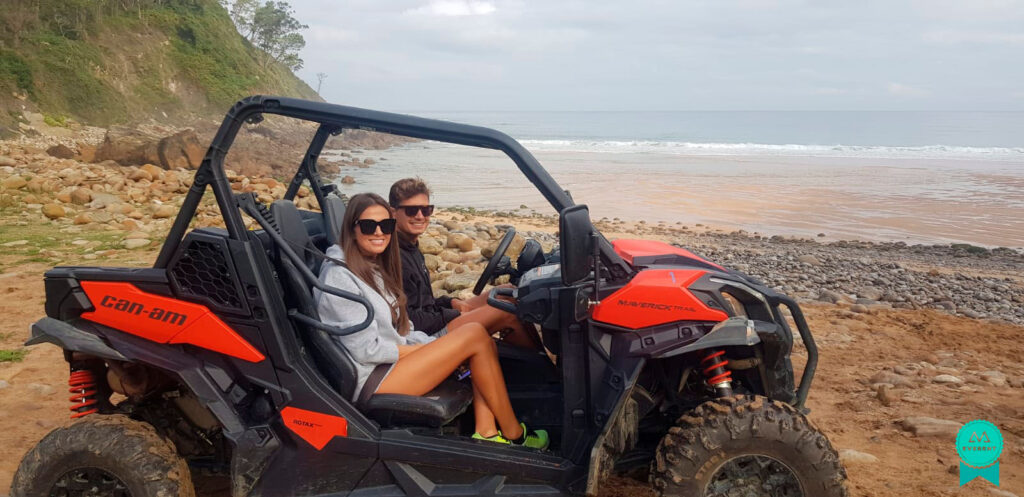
[{"xmin": 314, "ymin": 244, "xmax": 435, "ymax": 401}]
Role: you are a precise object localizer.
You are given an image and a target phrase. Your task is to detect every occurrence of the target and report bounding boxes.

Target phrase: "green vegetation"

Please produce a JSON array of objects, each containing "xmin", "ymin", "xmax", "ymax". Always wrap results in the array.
[
  {"xmin": 228, "ymin": 0, "xmax": 307, "ymax": 70},
  {"xmin": 0, "ymin": 349, "xmax": 28, "ymax": 363},
  {"xmin": 0, "ymin": 50, "xmax": 33, "ymax": 95},
  {"xmin": 951, "ymin": 243, "xmax": 989, "ymax": 255},
  {"xmin": 43, "ymin": 114, "xmax": 69, "ymax": 127},
  {"xmin": 0, "ymin": 0, "xmax": 318, "ymax": 127}
]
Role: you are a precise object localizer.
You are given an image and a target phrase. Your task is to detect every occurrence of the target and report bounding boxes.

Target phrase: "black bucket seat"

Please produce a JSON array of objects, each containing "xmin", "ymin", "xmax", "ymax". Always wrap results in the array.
[{"xmin": 269, "ymin": 200, "xmax": 471, "ymax": 428}]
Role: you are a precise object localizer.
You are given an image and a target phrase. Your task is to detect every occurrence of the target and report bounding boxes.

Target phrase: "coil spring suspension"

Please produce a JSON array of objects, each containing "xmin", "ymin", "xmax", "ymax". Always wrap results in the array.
[
  {"xmin": 68, "ymin": 369, "xmax": 99, "ymax": 419},
  {"xmin": 701, "ymin": 350, "xmax": 733, "ymax": 397}
]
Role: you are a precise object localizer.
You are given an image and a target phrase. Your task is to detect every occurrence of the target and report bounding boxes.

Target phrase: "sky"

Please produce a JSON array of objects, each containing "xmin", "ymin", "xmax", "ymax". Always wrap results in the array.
[{"xmin": 290, "ymin": 0, "xmax": 1024, "ymax": 112}]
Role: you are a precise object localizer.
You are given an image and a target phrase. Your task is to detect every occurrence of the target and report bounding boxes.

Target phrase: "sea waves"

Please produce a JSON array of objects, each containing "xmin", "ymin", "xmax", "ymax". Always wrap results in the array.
[{"xmin": 516, "ymin": 139, "xmax": 1024, "ymax": 160}]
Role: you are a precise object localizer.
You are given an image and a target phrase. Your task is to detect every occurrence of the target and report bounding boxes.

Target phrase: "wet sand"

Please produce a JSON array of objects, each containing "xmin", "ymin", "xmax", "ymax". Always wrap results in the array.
[{"xmin": 330, "ymin": 144, "xmax": 1024, "ymax": 248}]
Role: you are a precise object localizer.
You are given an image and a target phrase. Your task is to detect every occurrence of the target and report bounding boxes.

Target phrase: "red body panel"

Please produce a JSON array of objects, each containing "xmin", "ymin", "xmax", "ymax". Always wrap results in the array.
[
  {"xmin": 79, "ymin": 281, "xmax": 265, "ymax": 363},
  {"xmin": 591, "ymin": 269, "xmax": 729, "ymax": 329},
  {"xmin": 612, "ymin": 239, "xmax": 724, "ymax": 270},
  {"xmin": 281, "ymin": 407, "xmax": 349, "ymax": 450}
]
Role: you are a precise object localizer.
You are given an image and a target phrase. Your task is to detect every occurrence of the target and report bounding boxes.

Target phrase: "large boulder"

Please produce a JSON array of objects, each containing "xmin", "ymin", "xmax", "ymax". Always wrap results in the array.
[
  {"xmin": 41, "ymin": 203, "xmax": 65, "ymax": 219},
  {"xmin": 70, "ymin": 188, "xmax": 93, "ymax": 205},
  {"xmin": 94, "ymin": 127, "xmax": 162, "ymax": 166},
  {"xmin": 418, "ymin": 236, "xmax": 444, "ymax": 255},
  {"xmin": 46, "ymin": 144, "xmax": 76, "ymax": 159},
  {"xmin": 94, "ymin": 127, "xmax": 204, "ymax": 170},
  {"xmin": 2, "ymin": 175, "xmax": 27, "ymax": 190},
  {"xmin": 159, "ymin": 129, "xmax": 205, "ymax": 170}
]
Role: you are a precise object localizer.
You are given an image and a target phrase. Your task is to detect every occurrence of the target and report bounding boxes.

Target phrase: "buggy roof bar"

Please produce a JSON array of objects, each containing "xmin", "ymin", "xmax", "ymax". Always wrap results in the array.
[{"xmin": 156, "ymin": 96, "xmax": 630, "ymax": 279}]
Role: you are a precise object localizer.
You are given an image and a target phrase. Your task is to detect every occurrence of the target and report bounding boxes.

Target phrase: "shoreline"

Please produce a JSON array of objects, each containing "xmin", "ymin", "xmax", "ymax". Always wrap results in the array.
[{"xmin": 328, "ymin": 142, "xmax": 1024, "ymax": 249}]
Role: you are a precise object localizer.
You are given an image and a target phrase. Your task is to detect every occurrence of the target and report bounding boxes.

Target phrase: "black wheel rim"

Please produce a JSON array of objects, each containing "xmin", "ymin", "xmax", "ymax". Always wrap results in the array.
[
  {"xmin": 704, "ymin": 454, "xmax": 803, "ymax": 497},
  {"xmin": 50, "ymin": 468, "xmax": 131, "ymax": 497}
]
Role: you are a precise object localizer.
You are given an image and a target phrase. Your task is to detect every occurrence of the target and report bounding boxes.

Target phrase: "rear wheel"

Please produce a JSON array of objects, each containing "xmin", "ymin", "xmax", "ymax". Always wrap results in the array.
[
  {"xmin": 11, "ymin": 415, "xmax": 195, "ymax": 497},
  {"xmin": 650, "ymin": 395, "xmax": 847, "ymax": 497}
]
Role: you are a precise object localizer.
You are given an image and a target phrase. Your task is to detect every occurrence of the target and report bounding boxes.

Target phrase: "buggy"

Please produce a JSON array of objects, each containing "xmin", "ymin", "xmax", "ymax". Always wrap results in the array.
[{"xmin": 12, "ymin": 96, "xmax": 847, "ymax": 497}]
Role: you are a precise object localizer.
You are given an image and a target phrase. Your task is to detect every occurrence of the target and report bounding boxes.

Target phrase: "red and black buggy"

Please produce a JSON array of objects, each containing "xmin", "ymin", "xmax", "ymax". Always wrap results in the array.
[{"xmin": 13, "ymin": 96, "xmax": 847, "ymax": 497}]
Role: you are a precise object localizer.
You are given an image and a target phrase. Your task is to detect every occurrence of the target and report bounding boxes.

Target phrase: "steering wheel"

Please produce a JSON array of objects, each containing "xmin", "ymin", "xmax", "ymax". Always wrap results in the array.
[{"xmin": 473, "ymin": 228, "xmax": 516, "ymax": 295}]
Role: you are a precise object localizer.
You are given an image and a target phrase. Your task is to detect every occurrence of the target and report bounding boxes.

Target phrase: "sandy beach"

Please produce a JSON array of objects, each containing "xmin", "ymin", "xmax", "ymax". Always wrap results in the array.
[{"xmin": 329, "ymin": 143, "xmax": 1024, "ymax": 248}]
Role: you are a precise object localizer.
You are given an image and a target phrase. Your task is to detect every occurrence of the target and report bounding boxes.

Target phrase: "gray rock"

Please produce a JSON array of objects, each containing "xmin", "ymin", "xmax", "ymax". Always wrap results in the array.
[
  {"xmin": 0, "ymin": 379, "xmax": 9, "ymax": 390},
  {"xmin": 850, "ymin": 304, "xmax": 869, "ymax": 313},
  {"xmin": 122, "ymin": 238, "xmax": 151, "ymax": 249},
  {"xmin": 932, "ymin": 374, "xmax": 963, "ymax": 384},
  {"xmin": 876, "ymin": 385, "xmax": 895, "ymax": 406},
  {"xmin": 838, "ymin": 449, "xmax": 879, "ymax": 464},
  {"xmin": 796, "ymin": 254, "xmax": 821, "ymax": 266},
  {"xmin": 27, "ymin": 383, "xmax": 56, "ymax": 397},
  {"xmin": 869, "ymin": 371, "xmax": 918, "ymax": 389},
  {"xmin": 418, "ymin": 236, "xmax": 443, "ymax": 255},
  {"xmin": 857, "ymin": 286, "xmax": 884, "ymax": 300},
  {"xmin": 818, "ymin": 289, "xmax": 851, "ymax": 304},
  {"xmin": 987, "ymin": 489, "xmax": 1020, "ymax": 497},
  {"xmin": 961, "ymin": 309, "xmax": 983, "ymax": 319},
  {"xmin": 423, "ymin": 253, "xmax": 441, "ymax": 271},
  {"xmin": 900, "ymin": 417, "xmax": 961, "ymax": 438},
  {"xmin": 442, "ymin": 272, "xmax": 479, "ymax": 292}
]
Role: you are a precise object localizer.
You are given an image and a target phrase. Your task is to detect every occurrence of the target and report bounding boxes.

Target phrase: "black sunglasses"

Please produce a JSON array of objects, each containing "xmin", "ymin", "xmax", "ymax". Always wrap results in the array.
[
  {"xmin": 354, "ymin": 218, "xmax": 397, "ymax": 235},
  {"xmin": 396, "ymin": 204, "xmax": 434, "ymax": 217}
]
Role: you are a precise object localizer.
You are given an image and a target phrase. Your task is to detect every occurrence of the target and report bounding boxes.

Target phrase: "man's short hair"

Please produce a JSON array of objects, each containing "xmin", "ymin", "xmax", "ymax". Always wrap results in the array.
[{"xmin": 389, "ymin": 177, "xmax": 431, "ymax": 207}]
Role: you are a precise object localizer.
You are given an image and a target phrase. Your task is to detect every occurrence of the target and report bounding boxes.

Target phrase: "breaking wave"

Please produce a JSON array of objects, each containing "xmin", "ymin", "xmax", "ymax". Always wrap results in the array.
[{"xmin": 516, "ymin": 139, "xmax": 1024, "ymax": 160}]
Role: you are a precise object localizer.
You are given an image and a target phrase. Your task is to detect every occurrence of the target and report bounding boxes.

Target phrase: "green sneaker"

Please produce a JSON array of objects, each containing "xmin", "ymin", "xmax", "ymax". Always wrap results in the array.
[
  {"xmin": 472, "ymin": 432, "xmax": 510, "ymax": 444},
  {"xmin": 509, "ymin": 423, "xmax": 549, "ymax": 450}
]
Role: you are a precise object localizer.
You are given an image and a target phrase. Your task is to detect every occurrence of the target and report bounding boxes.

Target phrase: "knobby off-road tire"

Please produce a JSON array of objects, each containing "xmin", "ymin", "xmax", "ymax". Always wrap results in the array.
[
  {"xmin": 11, "ymin": 415, "xmax": 195, "ymax": 497},
  {"xmin": 650, "ymin": 395, "xmax": 847, "ymax": 497}
]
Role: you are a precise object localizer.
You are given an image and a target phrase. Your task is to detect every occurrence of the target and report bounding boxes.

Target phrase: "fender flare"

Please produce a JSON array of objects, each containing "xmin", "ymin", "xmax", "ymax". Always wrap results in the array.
[
  {"xmin": 652, "ymin": 317, "xmax": 762, "ymax": 359},
  {"xmin": 27, "ymin": 317, "xmax": 127, "ymax": 361}
]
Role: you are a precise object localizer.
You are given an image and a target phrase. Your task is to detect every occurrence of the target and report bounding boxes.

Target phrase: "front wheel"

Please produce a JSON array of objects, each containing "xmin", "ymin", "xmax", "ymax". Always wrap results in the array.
[
  {"xmin": 11, "ymin": 415, "xmax": 195, "ymax": 497},
  {"xmin": 650, "ymin": 395, "xmax": 847, "ymax": 497}
]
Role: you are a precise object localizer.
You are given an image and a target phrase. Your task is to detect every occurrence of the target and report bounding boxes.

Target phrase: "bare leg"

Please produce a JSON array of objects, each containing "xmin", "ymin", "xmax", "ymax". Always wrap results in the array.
[
  {"xmin": 376, "ymin": 323, "xmax": 524, "ymax": 439},
  {"xmin": 472, "ymin": 384, "xmax": 499, "ymax": 437},
  {"xmin": 447, "ymin": 305, "xmax": 540, "ymax": 349}
]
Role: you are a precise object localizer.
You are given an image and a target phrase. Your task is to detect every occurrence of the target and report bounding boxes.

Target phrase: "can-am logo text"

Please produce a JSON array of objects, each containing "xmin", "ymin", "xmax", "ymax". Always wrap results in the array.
[{"xmin": 99, "ymin": 295, "xmax": 188, "ymax": 326}]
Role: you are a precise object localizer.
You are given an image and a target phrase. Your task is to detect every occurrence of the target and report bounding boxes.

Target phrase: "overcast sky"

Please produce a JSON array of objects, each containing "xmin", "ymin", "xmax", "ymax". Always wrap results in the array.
[{"xmin": 290, "ymin": 0, "xmax": 1024, "ymax": 112}]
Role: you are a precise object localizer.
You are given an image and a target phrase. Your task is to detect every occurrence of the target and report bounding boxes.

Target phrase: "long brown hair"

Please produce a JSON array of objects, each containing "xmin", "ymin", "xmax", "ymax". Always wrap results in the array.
[{"xmin": 339, "ymin": 193, "xmax": 410, "ymax": 335}]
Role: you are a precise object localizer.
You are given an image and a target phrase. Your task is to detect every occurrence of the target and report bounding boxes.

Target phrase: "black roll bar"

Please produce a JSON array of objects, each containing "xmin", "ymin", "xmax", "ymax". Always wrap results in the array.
[
  {"xmin": 237, "ymin": 194, "xmax": 374, "ymax": 336},
  {"xmin": 156, "ymin": 95, "xmax": 630, "ymax": 279},
  {"xmin": 284, "ymin": 124, "xmax": 338, "ymax": 203}
]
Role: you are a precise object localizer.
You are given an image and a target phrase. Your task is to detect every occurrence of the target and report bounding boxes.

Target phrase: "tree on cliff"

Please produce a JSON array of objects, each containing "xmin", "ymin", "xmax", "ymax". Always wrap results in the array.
[{"xmin": 224, "ymin": 0, "xmax": 307, "ymax": 71}]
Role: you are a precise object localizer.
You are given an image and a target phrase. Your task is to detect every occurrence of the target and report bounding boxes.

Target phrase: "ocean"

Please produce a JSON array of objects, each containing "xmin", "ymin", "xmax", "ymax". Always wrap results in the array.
[{"xmin": 326, "ymin": 111, "xmax": 1024, "ymax": 247}]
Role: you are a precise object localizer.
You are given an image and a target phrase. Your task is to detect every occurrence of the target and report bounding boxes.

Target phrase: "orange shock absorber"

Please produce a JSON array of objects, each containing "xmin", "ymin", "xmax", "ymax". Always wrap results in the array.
[
  {"xmin": 701, "ymin": 349, "xmax": 733, "ymax": 397},
  {"xmin": 68, "ymin": 369, "xmax": 99, "ymax": 419}
]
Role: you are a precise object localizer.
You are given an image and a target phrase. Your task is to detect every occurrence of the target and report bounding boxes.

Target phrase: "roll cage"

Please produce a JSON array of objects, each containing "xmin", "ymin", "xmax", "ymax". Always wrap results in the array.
[{"xmin": 154, "ymin": 95, "xmax": 631, "ymax": 280}]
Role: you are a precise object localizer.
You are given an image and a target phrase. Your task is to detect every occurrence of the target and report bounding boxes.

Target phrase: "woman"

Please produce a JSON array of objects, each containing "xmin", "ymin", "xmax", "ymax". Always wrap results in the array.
[{"xmin": 315, "ymin": 193, "xmax": 548, "ymax": 449}]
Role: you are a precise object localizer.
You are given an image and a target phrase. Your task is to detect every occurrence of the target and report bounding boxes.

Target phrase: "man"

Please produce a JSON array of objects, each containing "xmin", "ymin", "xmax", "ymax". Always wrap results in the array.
[{"xmin": 389, "ymin": 178, "xmax": 538, "ymax": 348}]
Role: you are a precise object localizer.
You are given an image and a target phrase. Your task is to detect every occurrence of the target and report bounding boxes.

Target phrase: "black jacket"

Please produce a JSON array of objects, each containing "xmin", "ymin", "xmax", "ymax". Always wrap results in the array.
[{"xmin": 399, "ymin": 235, "xmax": 460, "ymax": 334}]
